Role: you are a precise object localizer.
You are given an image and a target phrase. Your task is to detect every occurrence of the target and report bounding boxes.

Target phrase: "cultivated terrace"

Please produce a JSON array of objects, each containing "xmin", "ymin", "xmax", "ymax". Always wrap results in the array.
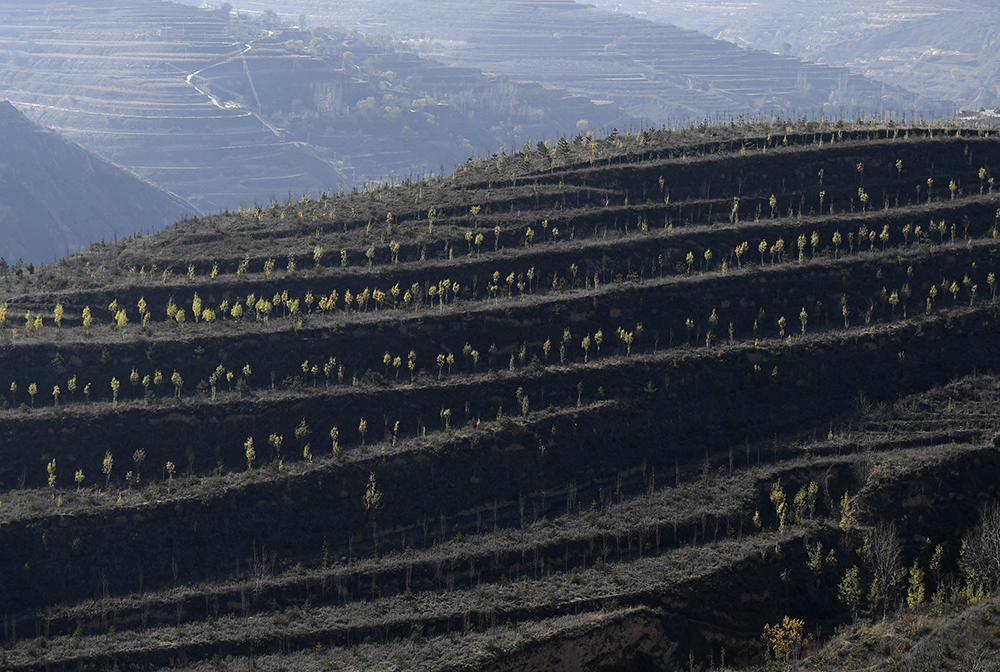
[{"xmin": 1, "ymin": 118, "xmax": 1000, "ymax": 669}]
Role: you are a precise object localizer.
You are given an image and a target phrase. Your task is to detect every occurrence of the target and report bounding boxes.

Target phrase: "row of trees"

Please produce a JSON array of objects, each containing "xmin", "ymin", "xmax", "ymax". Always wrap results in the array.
[
  {"xmin": 696, "ymin": 215, "xmax": 994, "ymax": 280},
  {"xmin": 38, "ymin": 208, "xmax": 992, "ymax": 339},
  {"xmin": 6, "ymin": 363, "xmax": 248, "ymax": 410},
  {"xmin": 39, "ymin": 403, "xmax": 465, "ymax": 501},
  {"xmin": 7, "ymin": 252, "xmax": 999, "ymax": 411}
]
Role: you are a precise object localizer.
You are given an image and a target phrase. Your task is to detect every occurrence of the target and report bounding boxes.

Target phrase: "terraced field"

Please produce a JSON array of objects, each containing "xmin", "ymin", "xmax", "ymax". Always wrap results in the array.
[
  {"xmin": 0, "ymin": 0, "xmax": 620, "ymax": 218},
  {"xmin": 606, "ymin": 0, "xmax": 1000, "ymax": 113},
  {"xmin": 2, "ymin": 121, "xmax": 1000, "ymax": 669},
  {"xmin": 0, "ymin": 0, "xmax": 342, "ymax": 214},
  {"xmin": 229, "ymin": 0, "xmax": 951, "ymax": 122}
]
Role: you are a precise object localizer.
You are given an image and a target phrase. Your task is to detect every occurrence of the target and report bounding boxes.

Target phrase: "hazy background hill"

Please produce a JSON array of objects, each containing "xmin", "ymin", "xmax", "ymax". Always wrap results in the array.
[
  {"xmin": 0, "ymin": 0, "xmax": 342, "ymax": 214},
  {"xmin": 598, "ymin": 0, "xmax": 1000, "ymax": 112},
  {"xmin": 0, "ymin": 101, "xmax": 191, "ymax": 264},
  {"xmin": 0, "ymin": 0, "xmax": 624, "ymax": 217},
  {"xmin": 0, "ymin": 0, "xmax": 974, "ymax": 262},
  {"xmin": 213, "ymin": 0, "xmax": 952, "ymax": 122}
]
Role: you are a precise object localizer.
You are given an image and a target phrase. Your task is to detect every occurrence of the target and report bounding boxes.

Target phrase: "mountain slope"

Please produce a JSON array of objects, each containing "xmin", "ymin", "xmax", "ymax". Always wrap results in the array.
[
  {"xmin": 0, "ymin": 101, "xmax": 192, "ymax": 264},
  {"xmin": 0, "ymin": 119, "xmax": 995, "ymax": 669},
  {"xmin": 0, "ymin": 0, "xmax": 625, "ymax": 214},
  {"xmin": 222, "ymin": 0, "xmax": 952, "ymax": 121},
  {"xmin": 602, "ymin": 0, "xmax": 1000, "ymax": 111}
]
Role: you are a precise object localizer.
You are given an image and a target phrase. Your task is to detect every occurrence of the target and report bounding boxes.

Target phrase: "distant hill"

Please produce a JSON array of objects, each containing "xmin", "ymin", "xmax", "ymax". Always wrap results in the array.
[
  {"xmin": 0, "ymin": 101, "xmax": 192, "ymax": 264},
  {"xmin": 224, "ymin": 0, "xmax": 952, "ymax": 121},
  {"xmin": 0, "ymin": 0, "xmax": 625, "ymax": 213},
  {"xmin": 603, "ymin": 0, "xmax": 994, "ymax": 112}
]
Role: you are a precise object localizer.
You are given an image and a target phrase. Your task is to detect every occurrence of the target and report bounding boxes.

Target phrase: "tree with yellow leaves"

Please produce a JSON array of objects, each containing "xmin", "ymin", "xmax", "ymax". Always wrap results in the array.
[
  {"xmin": 762, "ymin": 616, "xmax": 812, "ymax": 664},
  {"xmin": 734, "ymin": 241, "xmax": 748, "ymax": 268},
  {"xmin": 363, "ymin": 471, "xmax": 382, "ymax": 517},
  {"xmin": 907, "ymin": 560, "xmax": 926, "ymax": 608},
  {"xmin": 103, "ymin": 451, "xmax": 113, "ymax": 488},
  {"xmin": 330, "ymin": 426, "xmax": 340, "ymax": 456},
  {"xmin": 839, "ymin": 566, "xmax": 862, "ymax": 621},
  {"xmin": 770, "ymin": 482, "xmax": 787, "ymax": 533},
  {"xmin": 771, "ymin": 238, "xmax": 785, "ymax": 263},
  {"xmin": 839, "ymin": 492, "xmax": 854, "ymax": 529},
  {"xmin": 268, "ymin": 433, "xmax": 284, "ymax": 462},
  {"xmin": 47, "ymin": 459, "xmax": 57, "ymax": 498}
]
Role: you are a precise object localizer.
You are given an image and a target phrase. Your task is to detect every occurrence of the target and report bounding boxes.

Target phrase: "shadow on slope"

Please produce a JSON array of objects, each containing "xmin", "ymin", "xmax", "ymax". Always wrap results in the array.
[{"xmin": 0, "ymin": 101, "xmax": 193, "ymax": 264}]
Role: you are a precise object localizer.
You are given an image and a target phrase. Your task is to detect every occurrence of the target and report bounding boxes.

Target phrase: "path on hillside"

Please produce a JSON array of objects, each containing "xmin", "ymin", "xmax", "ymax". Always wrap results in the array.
[{"xmin": 183, "ymin": 40, "xmax": 284, "ymax": 137}]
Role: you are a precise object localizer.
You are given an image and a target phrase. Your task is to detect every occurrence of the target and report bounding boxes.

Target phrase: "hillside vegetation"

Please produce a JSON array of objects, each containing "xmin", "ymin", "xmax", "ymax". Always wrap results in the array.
[{"xmin": 2, "ymin": 118, "xmax": 1000, "ymax": 669}]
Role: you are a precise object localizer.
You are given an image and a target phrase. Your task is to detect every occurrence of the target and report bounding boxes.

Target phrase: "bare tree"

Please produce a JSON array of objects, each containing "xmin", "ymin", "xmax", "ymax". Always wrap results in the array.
[
  {"xmin": 861, "ymin": 520, "xmax": 901, "ymax": 617},
  {"xmin": 961, "ymin": 503, "xmax": 1000, "ymax": 591}
]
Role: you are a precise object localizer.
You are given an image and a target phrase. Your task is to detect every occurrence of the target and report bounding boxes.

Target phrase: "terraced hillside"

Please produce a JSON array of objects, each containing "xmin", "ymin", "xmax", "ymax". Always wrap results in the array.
[
  {"xmin": 605, "ymin": 0, "xmax": 1000, "ymax": 112},
  {"xmin": 226, "ymin": 0, "xmax": 951, "ymax": 121},
  {"xmin": 3, "ymin": 120, "xmax": 1000, "ymax": 669},
  {"xmin": 0, "ymin": 0, "xmax": 342, "ymax": 214},
  {"xmin": 0, "ymin": 0, "xmax": 620, "ymax": 215}
]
